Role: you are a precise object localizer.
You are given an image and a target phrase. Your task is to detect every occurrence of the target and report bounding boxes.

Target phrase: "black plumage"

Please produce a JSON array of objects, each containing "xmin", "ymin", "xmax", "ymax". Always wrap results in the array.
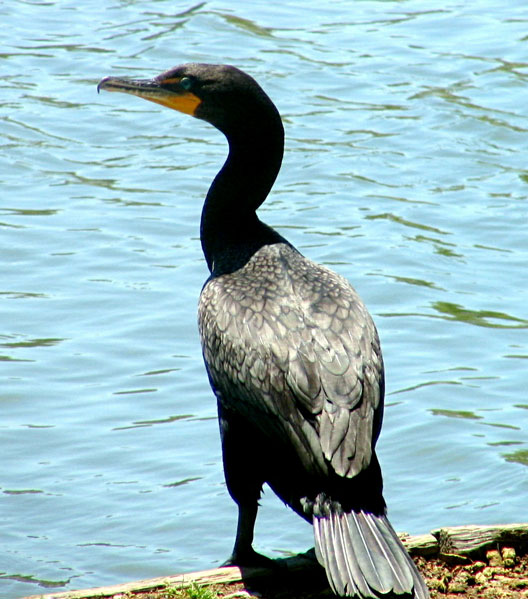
[{"xmin": 98, "ymin": 63, "xmax": 429, "ymax": 599}]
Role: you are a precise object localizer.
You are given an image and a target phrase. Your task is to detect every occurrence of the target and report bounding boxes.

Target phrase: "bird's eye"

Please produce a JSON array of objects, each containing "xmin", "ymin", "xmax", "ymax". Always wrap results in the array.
[{"xmin": 180, "ymin": 77, "xmax": 192, "ymax": 91}]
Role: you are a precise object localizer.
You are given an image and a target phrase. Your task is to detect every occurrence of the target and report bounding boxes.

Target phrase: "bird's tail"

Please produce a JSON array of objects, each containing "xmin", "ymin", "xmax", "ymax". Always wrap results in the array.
[{"xmin": 313, "ymin": 499, "xmax": 429, "ymax": 598}]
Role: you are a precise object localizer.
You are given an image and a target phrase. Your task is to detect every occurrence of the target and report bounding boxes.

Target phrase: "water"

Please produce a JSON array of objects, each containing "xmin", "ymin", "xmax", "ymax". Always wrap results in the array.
[{"xmin": 2, "ymin": 1, "xmax": 527, "ymax": 597}]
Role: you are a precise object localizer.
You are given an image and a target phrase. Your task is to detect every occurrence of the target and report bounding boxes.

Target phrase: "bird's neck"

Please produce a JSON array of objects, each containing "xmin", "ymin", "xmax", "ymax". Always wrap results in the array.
[{"xmin": 200, "ymin": 118, "xmax": 285, "ymax": 275}]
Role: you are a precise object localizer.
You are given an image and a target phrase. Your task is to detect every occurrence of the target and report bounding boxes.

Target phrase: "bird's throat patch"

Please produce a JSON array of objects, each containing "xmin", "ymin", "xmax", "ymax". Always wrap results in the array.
[{"xmin": 146, "ymin": 91, "xmax": 202, "ymax": 116}]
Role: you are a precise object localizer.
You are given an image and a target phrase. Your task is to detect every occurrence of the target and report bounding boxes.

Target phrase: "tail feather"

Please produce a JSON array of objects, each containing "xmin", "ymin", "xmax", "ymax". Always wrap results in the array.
[
  {"xmin": 361, "ymin": 512, "xmax": 415, "ymax": 593},
  {"xmin": 348, "ymin": 511, "xmax": 403, "ymax": 594},
  {"xmin": 313, "ymin": 506, "xmax": 429, "ymax": 598},
  {"xmin": 329, "ymin": 511, "xmax": 364, "ymax": 597},
  {"xmin": 314, "ymin": 511, "xmax": 339, "ymax": 591}
]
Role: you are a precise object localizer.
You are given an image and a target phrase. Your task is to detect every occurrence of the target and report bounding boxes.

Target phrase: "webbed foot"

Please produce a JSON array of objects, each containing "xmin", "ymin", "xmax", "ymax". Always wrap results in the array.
[{"xmin": 222, "ymin": 547, "xmax": 278, "ymax": 569}]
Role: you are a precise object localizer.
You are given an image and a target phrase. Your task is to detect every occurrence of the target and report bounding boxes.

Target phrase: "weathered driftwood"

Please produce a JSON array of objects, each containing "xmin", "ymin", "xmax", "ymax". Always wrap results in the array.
[
  {"xmin": 431, "ymin": 522, "xmax": 528, "ymax": 556},
  {"xmin": 400, "ymin": 532, "xmax": 438, "ymax": 556},
  {"xmin": 21, "ymin": 556, "xmax": 315, "ymax": 599},
  {"xmin": 21, "ymin": 565, "xmax": 258, "ymax": 599},
  {"xmin": 22, "ymin": 523, "xmax": 528, "ymax": 599}
]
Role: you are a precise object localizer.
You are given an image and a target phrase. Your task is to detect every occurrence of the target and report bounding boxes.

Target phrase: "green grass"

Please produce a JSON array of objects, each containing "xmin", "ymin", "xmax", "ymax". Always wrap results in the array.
[{"xmin": 163, "ymin": 581, "xmax": 220, "ymax": 599}]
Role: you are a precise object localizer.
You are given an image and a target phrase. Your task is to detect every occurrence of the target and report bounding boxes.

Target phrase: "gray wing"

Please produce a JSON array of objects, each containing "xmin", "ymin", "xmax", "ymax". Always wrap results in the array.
[{"xmin": 198, "ymin": 244, "xmax": 384, "ymax": 479}]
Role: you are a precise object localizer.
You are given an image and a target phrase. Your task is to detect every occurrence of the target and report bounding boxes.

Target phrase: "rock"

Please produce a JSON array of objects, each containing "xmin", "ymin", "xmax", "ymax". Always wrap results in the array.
[
  {"xmin": 467, "ymin": 560, "xmax": 486, "ymax": 573},
  {"xmin": 449, "ymin": 570, "xmax": 474, "ymax": 593},
  {"xmin": 502, "ymin": 546, "xmax": 516, "ymax": 567},
  {"xmin": 486, "ymin": 549, "xmax": 503, "ymax": 567}
]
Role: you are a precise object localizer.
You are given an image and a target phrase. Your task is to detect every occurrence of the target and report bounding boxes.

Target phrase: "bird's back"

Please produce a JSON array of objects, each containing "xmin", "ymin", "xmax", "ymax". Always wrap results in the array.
[{"xmin": 199, "ymin": 242, "xmax": 385, "ymax": 512}]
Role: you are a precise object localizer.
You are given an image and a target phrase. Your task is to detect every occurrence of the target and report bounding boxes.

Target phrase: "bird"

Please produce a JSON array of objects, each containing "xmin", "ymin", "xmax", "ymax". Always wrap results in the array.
[{"xmin": 98, "ymin": 63, "xmax": 429, "ymax": 599}]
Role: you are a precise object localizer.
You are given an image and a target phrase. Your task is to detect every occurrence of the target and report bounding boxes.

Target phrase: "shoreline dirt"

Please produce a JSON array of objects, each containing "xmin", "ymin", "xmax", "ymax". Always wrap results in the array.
[{"xmin": 129, "ymin": 550, "xmax": 528, "ymax": 599}]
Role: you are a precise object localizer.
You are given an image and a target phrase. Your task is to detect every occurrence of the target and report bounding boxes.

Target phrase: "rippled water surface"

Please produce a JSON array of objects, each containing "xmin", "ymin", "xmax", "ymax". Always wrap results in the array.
[{"xmin": 2, "ymin": 1, "xmax": 527, "ymax": 597}]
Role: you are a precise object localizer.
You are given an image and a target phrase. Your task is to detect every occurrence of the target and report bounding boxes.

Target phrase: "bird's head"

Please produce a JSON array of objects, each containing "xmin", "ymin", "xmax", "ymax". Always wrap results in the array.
[{"xmin": 98, "ymin": 63, "xmax": 279, "ymax": 137}]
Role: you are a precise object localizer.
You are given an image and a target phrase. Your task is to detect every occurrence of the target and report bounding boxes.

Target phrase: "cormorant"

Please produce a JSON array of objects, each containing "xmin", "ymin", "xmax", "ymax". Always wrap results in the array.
[{"xmin": 98, "ymin": 64, "xmax": 429, "ymax": 599}]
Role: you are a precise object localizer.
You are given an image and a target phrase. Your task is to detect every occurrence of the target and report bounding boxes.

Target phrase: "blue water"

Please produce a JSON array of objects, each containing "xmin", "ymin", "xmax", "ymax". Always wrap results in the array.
[{"xmin": 2, "ymin": 1, "xmax": 527, "ymax": 597}]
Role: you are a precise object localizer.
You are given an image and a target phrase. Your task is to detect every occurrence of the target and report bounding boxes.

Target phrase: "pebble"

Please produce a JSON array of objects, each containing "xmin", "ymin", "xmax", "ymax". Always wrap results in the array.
[
  {"xmin": 486, "ymin": 549, "xmax": 503, "ymax": 567},
  {"xmin": 502, "ymin": 547, "xmax": 516, "ymax": 568}
]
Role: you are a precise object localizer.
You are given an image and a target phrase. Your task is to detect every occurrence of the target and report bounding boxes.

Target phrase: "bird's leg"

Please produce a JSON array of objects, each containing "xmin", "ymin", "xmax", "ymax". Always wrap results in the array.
[
  {"xmin": 218, "ymin": 403, "xmax": 275, "ymax": 568},
  {"xmin": 223, "ymin": 501, "xmax": 275, "ymax": 567},
  {"xmin": 232, "ymin": 500, "xmax": 257, "ymax": 559}
]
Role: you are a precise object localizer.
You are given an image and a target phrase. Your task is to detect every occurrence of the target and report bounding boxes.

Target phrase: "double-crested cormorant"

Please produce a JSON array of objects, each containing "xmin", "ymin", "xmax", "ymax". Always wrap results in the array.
[{"xmin": 98, "ymin": 64, "xmax": 429, "ymax": 599}]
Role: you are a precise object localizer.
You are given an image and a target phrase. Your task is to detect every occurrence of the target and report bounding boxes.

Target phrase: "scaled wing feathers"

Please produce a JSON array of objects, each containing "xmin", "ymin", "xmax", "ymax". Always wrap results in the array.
[{"xmin": 199, "ymin": 244, "xmax": 384, "ymax": 479}]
